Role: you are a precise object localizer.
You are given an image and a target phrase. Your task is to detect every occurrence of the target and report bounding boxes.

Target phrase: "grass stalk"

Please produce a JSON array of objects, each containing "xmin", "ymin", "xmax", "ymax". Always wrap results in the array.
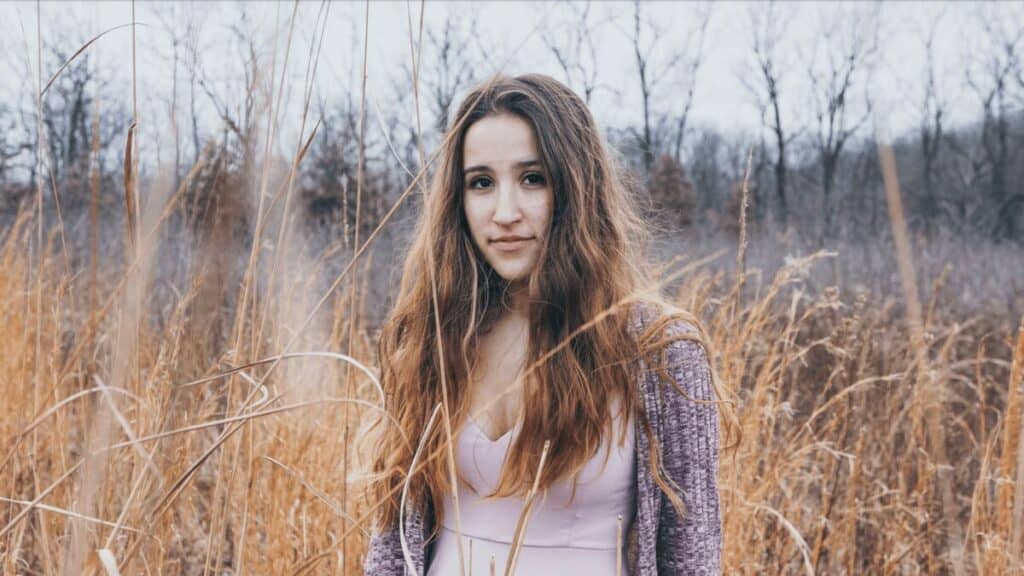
[
  {"xmin": 878, "ymin": 139, "xmax": 964, "ymax": 575},
  {"xmin": 504, "ymin": 439, "xmax": 551, "ymax": 576}
]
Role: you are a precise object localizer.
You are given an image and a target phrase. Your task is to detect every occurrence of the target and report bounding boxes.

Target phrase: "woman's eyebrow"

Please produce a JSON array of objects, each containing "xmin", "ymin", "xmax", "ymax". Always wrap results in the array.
[{"xmin": 463, "ymin": 159, "xmax": 542, "ymax": 175}]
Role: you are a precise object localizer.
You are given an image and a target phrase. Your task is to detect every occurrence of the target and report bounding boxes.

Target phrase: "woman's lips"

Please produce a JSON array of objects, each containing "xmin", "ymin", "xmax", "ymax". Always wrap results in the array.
[{"xmin": 491, "ymin": 238, "xmax": 533, "ymax": 252}]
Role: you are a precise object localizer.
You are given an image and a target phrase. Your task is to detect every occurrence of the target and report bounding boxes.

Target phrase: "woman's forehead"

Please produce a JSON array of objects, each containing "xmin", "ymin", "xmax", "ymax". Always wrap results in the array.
[{"xmin": 462, "ymin": 114, "xmax": 539, "ymax": 171}]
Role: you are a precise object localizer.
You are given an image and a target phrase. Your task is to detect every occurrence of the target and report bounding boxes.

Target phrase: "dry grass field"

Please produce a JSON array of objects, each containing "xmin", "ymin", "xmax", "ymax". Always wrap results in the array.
[
  {"xmin": 2, "ymin": 3, "xmax": 1023, "ymax": 574},
  {"xmin": 1, "ymin": 169, "xmax": 1022, "ymax": 575}
]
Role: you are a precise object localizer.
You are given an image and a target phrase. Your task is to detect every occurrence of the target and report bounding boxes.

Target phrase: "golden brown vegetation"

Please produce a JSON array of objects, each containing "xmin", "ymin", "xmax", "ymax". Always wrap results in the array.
[
  {"xmin": 2, "ymin": 4, "xmax": 1022, "ymax": 574},
  {"xmin": 2, "ymin": 168, "xmax": 1022, "ymax": 574}
]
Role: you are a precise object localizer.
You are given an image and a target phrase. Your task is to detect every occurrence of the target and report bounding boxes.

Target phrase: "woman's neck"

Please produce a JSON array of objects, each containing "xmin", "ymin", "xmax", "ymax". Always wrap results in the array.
[{"xmin": 501, "ymin": 281, "xmax": 531, "ymax": 319}]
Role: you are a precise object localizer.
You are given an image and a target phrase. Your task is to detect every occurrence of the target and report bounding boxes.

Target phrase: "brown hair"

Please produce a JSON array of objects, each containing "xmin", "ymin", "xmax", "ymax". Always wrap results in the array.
[{"xmin": 366, "ymin": 73, "xmax": 731, "ymax": 539}]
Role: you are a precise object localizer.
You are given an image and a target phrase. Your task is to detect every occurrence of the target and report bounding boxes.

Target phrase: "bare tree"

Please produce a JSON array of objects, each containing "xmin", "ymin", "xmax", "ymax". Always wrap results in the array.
[
  {"xmin": 916, "ymin": 11, "xmax": 948, "ymax": 236},
  {"xmin": 541, "ymin": 2, "xmax": 608, "ymax": 106},
  {"xmin": 626, "ymin": 0, "xmax": 710, "ymax": 177},
  {"xmin": 41, "ymin": 49, "xmax": 94, "ymax": 181},
  {"xmin": 36, "ymin": 44, "xmax": 125, "ymax": 198},
  {"xmin": 192, "ymin": 6, "xmax": 266, "ymax": 177},
  {"xmin": 670, "ymin": 7, "xmax": 710, "ymax": 165},
  {"xmin": 153, "ymin": 4, "xmax": 189, "ymax": 186},
  {"xmin": 422, "ymin": 11, "xmax": 479, "ymax": 135},
  {"xmin": 180, "ymin": 7, "xmax": 206, "ymax": 169},
  {"xmin": 742, "ymin": 1, "xmax": 796, "ymax": 228},
  {"xmin": 688, "ymin": 127, "xmax": 726, "ymax": 216},
  {"xmin": 0, "ymin": 103, "xmax": 32, "ymax": 205},
  {"xmin": 945, "ymin": 131, "xmax": 987, "ymax": 240},
  {"xmin": 805, "ymin": 5, "xmax": 878, "ymax": 243},
  {"xmin": 967, "ymin": 6, "xmax": 1022, "ymax": 241}
]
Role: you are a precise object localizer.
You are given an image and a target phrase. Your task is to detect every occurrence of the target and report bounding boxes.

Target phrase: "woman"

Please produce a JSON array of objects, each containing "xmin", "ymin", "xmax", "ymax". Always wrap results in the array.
[{"xmin": 363, "ymin": 73, "xmax": 728, "ymax": 576}]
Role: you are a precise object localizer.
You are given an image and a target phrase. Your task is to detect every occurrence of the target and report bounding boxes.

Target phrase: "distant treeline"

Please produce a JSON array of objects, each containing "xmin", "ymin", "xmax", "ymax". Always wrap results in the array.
[{"xmin": 2, "ymin": 4, "xmax": 1022, "ymax": 255}]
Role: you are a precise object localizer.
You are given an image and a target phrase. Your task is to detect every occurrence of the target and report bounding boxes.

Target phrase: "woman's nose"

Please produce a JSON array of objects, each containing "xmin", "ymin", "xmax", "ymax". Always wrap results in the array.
[{"xmin": 492, "ymin": 183, "xmax": 522, "ymax": 224}]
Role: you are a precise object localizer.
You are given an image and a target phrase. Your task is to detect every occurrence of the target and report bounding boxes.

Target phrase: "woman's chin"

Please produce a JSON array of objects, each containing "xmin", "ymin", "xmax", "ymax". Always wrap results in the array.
[
  {"xmin": 486, "ymin": 260, "xmax": 525, "ymax": 282},
  {"xmin": 483, "ymin": 255, "xmax": 539, "ymax": 287},
  {"xmin": 488, "ymin": 266, "xmax": 530, "ymax": 286},
  {"xmin": 495, "ymin": 271, "xmax": 528, "ymax": 284}
]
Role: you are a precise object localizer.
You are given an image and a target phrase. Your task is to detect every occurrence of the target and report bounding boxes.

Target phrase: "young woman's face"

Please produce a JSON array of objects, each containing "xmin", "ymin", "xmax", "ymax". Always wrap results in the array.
[{"xmin": 462, "ymin": 113, "xmax": 553, "ymax": 287}]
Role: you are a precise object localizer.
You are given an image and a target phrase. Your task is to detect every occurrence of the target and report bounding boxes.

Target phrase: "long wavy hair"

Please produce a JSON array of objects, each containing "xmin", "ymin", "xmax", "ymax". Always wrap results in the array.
[{"xmin": 367, "ymin": 73, "xmax": 731, "ymax": 539}]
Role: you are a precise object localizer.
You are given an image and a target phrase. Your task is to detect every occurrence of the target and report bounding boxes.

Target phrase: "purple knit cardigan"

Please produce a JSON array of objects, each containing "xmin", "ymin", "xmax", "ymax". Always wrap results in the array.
[{"xmin": 363, "ymin": 302, "xmax": 723, "ymax": 575}]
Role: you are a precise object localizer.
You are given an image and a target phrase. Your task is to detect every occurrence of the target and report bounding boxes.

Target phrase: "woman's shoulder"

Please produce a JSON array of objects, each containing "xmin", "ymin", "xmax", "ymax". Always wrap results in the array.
[
  {"xmin": 627, "ymin": 298, "xmax": 702, "ymax": 342},
  {"xmin": 627, "ymin": 298, "xmax": 713, "ymax": 402}
]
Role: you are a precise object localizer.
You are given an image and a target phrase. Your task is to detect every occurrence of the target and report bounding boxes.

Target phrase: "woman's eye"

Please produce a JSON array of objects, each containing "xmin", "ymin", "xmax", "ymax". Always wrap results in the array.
[
  {"xmin": 468, "ymin": 177, "xmax": 493, "ymax": 189},
  {"xmin": 523, "ymin": 172, "xmax": 546, "ymax": 186}
]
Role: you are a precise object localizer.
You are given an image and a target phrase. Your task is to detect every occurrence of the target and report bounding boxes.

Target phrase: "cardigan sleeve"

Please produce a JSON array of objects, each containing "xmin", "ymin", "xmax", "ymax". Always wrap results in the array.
[
  {"xmin": 363, "ymin": 522, "xmax": 407, "ymax": 575},
  {"xmin": 364, "ymin": 500, "xmax": 431, "ymax": 575},
  {"xmin": 655, "ymin": 321, "xmax": 723, "ymax": 575}
]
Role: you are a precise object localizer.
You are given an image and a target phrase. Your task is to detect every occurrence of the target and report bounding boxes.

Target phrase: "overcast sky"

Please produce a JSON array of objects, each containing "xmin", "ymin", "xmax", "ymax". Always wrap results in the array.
[{"xmin": 2, "ymin": 1, "xmax": 1021, "ymax": 169}]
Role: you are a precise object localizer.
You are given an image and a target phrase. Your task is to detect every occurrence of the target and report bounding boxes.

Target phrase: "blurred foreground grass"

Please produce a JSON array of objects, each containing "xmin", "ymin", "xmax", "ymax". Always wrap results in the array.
[{"xmin": 1, "ymin": 197, "xmax": 1022, "ymax": 574}]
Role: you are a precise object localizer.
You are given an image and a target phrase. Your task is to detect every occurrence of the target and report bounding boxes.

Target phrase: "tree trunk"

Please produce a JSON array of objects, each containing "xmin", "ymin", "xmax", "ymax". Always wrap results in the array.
[{"xmin": 823, "ymin": 158, "xmax": 836, "ymax": 244}]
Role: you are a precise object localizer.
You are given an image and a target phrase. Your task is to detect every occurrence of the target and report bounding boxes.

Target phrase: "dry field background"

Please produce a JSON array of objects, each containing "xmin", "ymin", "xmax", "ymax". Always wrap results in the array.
[
  {"xmin": 2, "ymin": 172, "xmax": 1022, "ymax": 574},
  {"xmin": 2, "ymin": 2, "xmax": 1024, "ymax": 575}
]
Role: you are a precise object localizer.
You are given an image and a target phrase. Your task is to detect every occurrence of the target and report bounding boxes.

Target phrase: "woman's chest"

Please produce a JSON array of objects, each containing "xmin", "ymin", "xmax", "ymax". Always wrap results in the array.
[
  {"xmin": 467, "ymin": 333, "xmax": 529, "ymax": 441},
  {"xmin": 443, "ymin": 402, "xmax": 637, "ymax": 547},
  {"xmin": 458, "ymin": 407, "xmax": 637, "ymax": 505}
]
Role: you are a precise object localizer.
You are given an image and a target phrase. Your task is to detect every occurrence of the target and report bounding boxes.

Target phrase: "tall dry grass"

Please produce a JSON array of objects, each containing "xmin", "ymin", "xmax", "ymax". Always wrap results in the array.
[
  {"xmin": 3, "ymin": 5, "xmax": 1023, "ymax": 575},
  {"xmin": 3, "ymin": 166, "xmax": 1023, "ymax": 573}
]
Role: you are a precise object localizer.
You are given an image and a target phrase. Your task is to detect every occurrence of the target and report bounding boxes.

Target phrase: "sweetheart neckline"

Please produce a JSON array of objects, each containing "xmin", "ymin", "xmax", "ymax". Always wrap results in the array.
[{"xmin": 467, "ymin": 414, "xmax": 521, "ymax": 444}]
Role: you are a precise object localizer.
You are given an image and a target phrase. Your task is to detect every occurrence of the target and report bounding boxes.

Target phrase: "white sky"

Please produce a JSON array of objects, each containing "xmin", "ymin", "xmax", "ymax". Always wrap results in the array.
[{"xmin": 2, "ymin": 1, "xmax": 1021, "ymax": 169}]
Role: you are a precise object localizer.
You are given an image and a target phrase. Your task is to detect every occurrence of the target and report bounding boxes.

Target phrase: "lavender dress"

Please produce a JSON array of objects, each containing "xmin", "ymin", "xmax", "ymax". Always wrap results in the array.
[{"xmin": 426, "ymin": 400, "xmax": 636, "ymax": 576}]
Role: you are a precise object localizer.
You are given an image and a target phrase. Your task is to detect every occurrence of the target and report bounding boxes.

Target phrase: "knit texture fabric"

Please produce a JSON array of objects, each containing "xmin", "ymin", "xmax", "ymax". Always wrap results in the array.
[{"xmin": 363, "ymin": 301, "xmax": 722, "ymax": 575}]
